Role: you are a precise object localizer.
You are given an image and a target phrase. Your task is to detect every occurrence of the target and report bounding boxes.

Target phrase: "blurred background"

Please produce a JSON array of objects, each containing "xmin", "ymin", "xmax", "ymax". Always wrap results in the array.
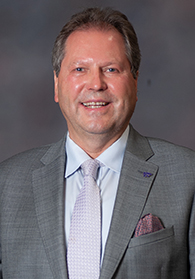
[{"xmin": 1, "ymin": 0, "xmax": 195, "ymax": 162}]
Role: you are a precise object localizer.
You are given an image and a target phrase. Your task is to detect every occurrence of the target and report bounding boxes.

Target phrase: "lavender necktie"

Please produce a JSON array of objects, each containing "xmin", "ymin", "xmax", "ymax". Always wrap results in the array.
[{"xmin": 67, "ymin": 159, "xmax": 101, "ymax": 279}]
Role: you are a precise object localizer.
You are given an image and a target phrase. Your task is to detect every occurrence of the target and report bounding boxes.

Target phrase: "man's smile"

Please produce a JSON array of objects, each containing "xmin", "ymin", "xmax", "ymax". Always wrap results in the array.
[{"xmin": 82, "ymin": 101, "xmax": 109, "ymax": 108}]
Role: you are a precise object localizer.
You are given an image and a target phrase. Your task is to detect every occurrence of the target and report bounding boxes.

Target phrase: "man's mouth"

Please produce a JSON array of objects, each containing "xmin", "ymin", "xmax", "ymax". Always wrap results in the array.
[{"xmin": 82, "ymin": 102, "xmax": 109, "ymax": 108}]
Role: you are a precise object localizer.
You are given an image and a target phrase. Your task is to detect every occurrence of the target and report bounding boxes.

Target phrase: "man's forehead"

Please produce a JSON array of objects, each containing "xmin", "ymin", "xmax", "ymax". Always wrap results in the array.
[
  {"xmin": 60, "ymin": 28, "xmax": 129, "ymax": 70},
  {"xmin": 64, "ymin": 27, "xmax": 124, "ymax": 50}
]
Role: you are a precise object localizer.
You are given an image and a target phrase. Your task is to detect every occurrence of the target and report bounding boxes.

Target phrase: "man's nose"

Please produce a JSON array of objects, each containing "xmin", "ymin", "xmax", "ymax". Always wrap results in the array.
[{"xmin": 86, "ymin": 69, "xmax": 107, "ymax": 91}]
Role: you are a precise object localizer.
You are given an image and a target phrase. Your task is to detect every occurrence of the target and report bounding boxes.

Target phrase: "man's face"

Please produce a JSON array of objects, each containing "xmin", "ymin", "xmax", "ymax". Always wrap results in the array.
[{"xmin": 54, "ymin": 28, "xmax": 138, "ymax": 144}]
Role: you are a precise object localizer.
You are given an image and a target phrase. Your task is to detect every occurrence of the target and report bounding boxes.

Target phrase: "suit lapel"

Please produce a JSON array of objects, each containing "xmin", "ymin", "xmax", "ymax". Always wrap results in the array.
[
  {"xmin": 32, "ymin": 138, "xmax": 68, "ymax": 279},
  {"xmin": 100, "ymin": 126, "xmax": 159, "ymax": 279}
]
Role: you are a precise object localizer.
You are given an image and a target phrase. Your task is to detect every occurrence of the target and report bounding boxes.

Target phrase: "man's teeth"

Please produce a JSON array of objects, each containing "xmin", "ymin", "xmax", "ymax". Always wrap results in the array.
[{"xmin": 83, "ymin": 102, "xmax": 107, "ymax": 108}]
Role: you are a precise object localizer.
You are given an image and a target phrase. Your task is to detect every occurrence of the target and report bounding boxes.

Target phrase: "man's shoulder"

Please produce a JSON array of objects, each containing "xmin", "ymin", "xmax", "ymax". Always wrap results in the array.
[
  {"xmin": 0, "ymin": 137, "xmax": 65, "ymax": 173},
  {"xmin": 128, "ymin": 125, "xmax": 195, "ymax": 163},
  {"xmin": 147, "ymin": 136, "xmax": 195, "ymax": 168},
  {"xmin": 1, "ymin": 144, "xmax": 50, "ymax": 169},
  {"xmin": 148, "ymin": 136, "xmax": 195, "ymax": 156},
  {"xmin": 0, "ymin": 137, "xmax": 66, "ymax": 199}
]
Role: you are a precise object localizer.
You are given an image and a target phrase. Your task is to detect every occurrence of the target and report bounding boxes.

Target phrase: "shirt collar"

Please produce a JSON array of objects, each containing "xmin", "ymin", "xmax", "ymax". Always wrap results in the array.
[
  {"xmin": 65, "ymin": 135, "xmax": 90, "ymax": 178},
  {"xmin": 97, "ymin": 126, "xmax": 129, "ymax": 173},
  {"xmin": 65, "ymin": 125, "xmax": 129, "ymax": 178}
]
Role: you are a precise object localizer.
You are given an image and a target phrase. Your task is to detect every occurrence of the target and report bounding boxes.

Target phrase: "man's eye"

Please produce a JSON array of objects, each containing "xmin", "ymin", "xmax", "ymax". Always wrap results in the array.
[
  {"xmin": 107, "ymin": 68, "xmax": 117, "ymax": 72},
  {"xmin": 75, "ymin": 67, "xmax": 84, "ymax": 71}
]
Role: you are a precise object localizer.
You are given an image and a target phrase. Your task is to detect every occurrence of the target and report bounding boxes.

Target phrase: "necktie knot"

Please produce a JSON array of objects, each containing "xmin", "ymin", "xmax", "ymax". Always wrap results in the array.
[{"xmin": 81, "ymin": 159, "xmax": 100, "ymax": 180}]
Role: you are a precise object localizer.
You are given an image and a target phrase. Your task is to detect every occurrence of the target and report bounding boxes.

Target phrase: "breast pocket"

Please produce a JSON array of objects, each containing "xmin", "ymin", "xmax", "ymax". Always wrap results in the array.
[
  {"xmin": 115, "ymin": 226, "xmax": 177, "ymax": 279},
  {"xmin": 129, "ymin": 226, "xmax": 174, "ymax": 248}
]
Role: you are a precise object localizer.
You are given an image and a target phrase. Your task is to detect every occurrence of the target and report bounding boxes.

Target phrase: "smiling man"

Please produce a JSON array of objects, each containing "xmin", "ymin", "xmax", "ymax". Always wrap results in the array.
[
  {"xmin": 1, "ymin": 7, "xmax": 195, "ymax": 279},
  {"xmin": 54, "ymin": 27, "xmax": 138, "ymax": 157}
]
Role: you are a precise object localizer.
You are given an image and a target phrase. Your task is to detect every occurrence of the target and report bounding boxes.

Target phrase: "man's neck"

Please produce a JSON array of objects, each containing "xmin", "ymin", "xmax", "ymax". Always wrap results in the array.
[{"xmin": 68, "ymin": 127, "xmax": 128, "ymax": 159}]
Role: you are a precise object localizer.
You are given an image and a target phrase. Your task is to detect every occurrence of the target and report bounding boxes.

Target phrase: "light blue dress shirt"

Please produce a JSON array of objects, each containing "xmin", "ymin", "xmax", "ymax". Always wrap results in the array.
[{"xmin": 65, "ymin": 126, "xmax": 129, "ymax": 263}]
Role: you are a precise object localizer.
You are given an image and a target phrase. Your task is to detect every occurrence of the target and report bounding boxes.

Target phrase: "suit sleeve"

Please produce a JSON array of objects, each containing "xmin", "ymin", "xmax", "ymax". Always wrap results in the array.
[
  {"xmin": 0, "ymin": 161, "xmax": 6, "ymax": 279},
  {"xmin": 189, "ymin": 193, "xmax": 195, "ymax": 278},
  {"xmin": 0, "ymin": 243, "xmax": 2, "ymax": 279}
]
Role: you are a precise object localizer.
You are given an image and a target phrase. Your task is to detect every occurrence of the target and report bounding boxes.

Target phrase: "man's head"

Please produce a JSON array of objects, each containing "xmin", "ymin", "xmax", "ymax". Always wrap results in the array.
[
  {"xmin": 53, "ymin": 7, "xmax": 140, "ymax": 157},
  {"xmin": 52, "ymin": 7, "xmax": 141, "ymax": 80}
]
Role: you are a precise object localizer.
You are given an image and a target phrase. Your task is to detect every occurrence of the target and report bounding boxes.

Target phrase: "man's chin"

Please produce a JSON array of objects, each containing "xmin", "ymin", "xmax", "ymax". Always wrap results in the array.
[{"xmin": 82, "ymin": 123, "xmax": 113, "ymax": 135}]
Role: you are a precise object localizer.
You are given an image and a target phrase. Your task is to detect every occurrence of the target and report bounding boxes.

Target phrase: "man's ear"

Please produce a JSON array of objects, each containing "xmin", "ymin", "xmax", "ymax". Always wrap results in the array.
[{"xmin": 53, "ymin": 71, "xmax": 59, "ymax": 103}]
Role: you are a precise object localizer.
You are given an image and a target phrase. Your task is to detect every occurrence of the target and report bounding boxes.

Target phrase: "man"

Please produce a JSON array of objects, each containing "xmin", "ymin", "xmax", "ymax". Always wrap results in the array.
[{"xmin": 0, "ymin": 7, "xmax": 195, "ymax": 279}]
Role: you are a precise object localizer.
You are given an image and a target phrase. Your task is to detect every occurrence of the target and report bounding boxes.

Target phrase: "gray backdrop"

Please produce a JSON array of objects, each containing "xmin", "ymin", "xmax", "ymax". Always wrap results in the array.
[{"xmin": 1, "ymin": 0, "xmax": 195, "ymax": 162}]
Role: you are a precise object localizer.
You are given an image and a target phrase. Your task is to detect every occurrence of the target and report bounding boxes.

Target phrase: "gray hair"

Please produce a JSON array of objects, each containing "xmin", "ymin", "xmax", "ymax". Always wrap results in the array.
[{"xmin": 52, "ymin": 7, "xmax": 141, "ymax": 79}]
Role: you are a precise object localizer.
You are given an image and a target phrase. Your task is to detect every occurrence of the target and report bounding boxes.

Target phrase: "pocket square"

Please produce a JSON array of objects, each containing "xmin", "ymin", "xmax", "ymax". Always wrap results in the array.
[{"xmin": 134, "ymin": 213, "xmax": 164, "ymax": 237}]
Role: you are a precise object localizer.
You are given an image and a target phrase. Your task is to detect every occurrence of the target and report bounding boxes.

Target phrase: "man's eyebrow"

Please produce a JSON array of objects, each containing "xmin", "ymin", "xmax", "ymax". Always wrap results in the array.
[
  {"xmin": 102, "ymin": 61, "xmax": 122, "ymax": 67},
  {"xmin": 70, "ymin": 60, "xmax": 92, "ymax": 66},
  {"xmin": 70, "ymin": 60, "xmax": 122, "ymax": 67}
]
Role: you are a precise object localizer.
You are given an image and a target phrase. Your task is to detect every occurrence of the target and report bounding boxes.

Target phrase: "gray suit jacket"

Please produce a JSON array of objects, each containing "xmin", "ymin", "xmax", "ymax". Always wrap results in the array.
[{"xmin": 1, "ymin": 125, "xmax": 195, "ymax": 278}]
